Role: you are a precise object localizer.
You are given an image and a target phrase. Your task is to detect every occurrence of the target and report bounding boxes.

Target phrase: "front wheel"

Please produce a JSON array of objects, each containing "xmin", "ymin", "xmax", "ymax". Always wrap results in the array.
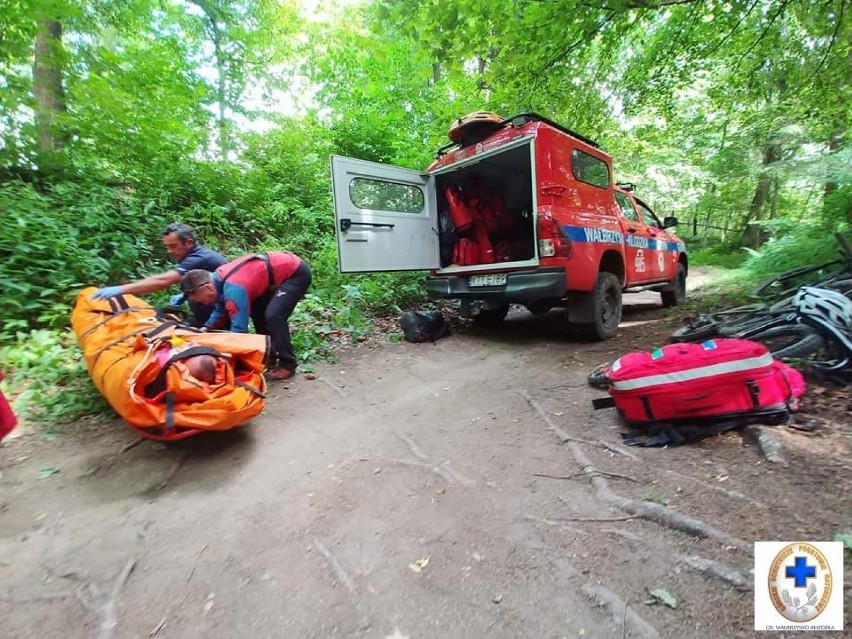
[
  {"xmin": 582, "ymin": 272, "xmax": 622, "ymax": 340},
  {"xmin": 661, "ymin": 263, "xmax": 687, "ymax": 307}
]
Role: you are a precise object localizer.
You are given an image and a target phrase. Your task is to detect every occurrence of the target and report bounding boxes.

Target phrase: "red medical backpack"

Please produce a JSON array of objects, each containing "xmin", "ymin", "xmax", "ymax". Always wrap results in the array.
[{"xmin": 593, "ymin": 339, "xmax": 806, "ymax": 444}]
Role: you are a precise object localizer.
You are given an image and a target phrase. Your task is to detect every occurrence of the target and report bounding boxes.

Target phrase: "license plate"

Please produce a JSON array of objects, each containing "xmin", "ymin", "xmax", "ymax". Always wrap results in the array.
[{"xmin": 469, "ymin": 273, "xmax": 507, "ymax": 287}]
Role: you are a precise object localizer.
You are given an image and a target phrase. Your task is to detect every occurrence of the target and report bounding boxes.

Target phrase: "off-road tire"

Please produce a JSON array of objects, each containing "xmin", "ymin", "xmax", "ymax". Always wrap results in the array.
[
  {"xmin": 583, "ymin": 272, "xmax": 622, "ymax": 340},
  {"xmin": 473, "ymin": 304, "xmax": 509, "ymax": 327},
  {"xmin": 661, "ymin": 263, "xmax": 687, "ymax": 307}
]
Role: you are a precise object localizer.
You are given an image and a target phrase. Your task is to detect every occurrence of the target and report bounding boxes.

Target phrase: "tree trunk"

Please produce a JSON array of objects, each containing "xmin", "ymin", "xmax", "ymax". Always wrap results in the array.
[
  {"xmin": 32, "ymin": 19, "xmax": 67, "ymax": 166},
  {"xmin": 213, "ymin": 34, "xmax": 229, "ymax": 159},
  {"xmin": 824, "ymin": 126, "xmax": 844, "ymax": 198},
  {"xmin": 823, "ymin": 126, "xmax": 847, "ymax": 224},
  {"xmin": 191, "ymin": 0, "xmax": 229, "ymax": 159},
  {"xmin": 742, "ymin": 143, "xmax": 780, "ymax": 248}
]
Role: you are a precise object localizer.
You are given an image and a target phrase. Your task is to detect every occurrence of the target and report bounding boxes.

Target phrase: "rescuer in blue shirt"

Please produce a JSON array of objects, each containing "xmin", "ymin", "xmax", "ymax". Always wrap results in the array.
[{"xmin": 91, "ymin": 222, "xmax": 227, "ymax": 326}]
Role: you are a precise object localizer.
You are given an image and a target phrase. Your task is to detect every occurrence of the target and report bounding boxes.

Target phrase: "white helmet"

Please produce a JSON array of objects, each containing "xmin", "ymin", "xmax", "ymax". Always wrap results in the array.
[{"xmin": 793, "ymin": 286, "xmax": 852, "ymax": 331}]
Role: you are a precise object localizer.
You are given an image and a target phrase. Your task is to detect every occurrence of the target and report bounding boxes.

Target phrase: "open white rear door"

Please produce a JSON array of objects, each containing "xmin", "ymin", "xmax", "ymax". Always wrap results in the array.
[{"xmin": 331, "ymin": 155, "xmax": 439, "ymax": 273}]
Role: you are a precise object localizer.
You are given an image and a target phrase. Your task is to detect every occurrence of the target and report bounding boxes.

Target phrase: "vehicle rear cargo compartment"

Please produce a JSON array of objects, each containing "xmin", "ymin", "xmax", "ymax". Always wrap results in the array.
[{"xmin": 435, "ymin": 142, "xmax": 536, "ymax": 271}]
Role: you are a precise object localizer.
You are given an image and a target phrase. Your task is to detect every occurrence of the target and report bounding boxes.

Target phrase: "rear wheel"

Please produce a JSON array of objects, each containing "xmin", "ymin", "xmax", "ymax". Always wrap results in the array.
[
  {"xmin": 661, "ymin": 263, "xmax": 687, "ymax": 307},
  {"xmin": 583, "ymin": 272, "xmax": 622, "ymax": 340},
  {"xmin": 473, "ymin": 304, "xmax": 509, "ymax": 327},
  {"xmin": 743, "ymin": 324, "xmax": 825, "ymax": 360}
]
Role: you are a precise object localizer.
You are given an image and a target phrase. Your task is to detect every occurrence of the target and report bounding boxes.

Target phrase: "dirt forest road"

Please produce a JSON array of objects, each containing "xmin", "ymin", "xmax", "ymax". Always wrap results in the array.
[{"xmin": 1, "ymin": 282, "xmax": 851, "ymax": 638}]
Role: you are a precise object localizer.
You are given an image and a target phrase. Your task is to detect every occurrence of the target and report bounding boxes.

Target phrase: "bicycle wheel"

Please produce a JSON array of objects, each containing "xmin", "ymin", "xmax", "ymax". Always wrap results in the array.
[
  {"xmin": 752, "ymin": 260, "xmax": 845, "ymax": 301},
  {"xmin": 670, "ymin": 316, "xmax": 721, "ymax": 342},
  {"xmin": 824, "ymin": 276, "xmax": 852, "ymax": 298},
  {"xmin": 739, "ymin": 324, "xmax": 825, "ymax": 360},
  {"xmin": 670, "ymin": 303, "xmax": 770, "ymax": 343},
  {"xmin": 709, "ymin": 303, "xmax": 775, "ymax": 336}
]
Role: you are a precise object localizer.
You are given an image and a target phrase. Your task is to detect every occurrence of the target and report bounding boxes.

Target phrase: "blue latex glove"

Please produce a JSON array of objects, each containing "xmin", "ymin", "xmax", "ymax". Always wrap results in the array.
[
  {"xmin": 169, "ymin": 293, "xmax": 185, "ymax": 306},
  {"xmin": 91, "ymin": 286, "xmax": 124, "ymax": 300}
]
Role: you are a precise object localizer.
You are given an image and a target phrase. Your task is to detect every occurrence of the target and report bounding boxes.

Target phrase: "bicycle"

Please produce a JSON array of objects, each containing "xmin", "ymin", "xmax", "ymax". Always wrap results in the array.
[
  {"xmin": 730, "ymin": 286, "xmax": 852, "ymax": 377},
  {"xmin": 672, "ymin": 233, "xmax": 852, "ymax": 344},
  {"xmin": 750, "ymin": 232, "xmax": 852, "ymax": 302}
]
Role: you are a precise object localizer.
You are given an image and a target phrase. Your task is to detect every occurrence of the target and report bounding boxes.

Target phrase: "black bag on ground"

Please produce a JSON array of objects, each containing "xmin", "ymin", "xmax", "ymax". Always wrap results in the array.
[{"xmin": 400, "ymin": 311, "xmax": 450, "ymax": 343}]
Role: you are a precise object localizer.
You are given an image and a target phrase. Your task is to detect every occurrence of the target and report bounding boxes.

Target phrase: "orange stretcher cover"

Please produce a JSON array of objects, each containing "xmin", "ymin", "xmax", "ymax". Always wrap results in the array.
[{"xmin": 72, "ymin": 288, "xmax": 269, "ymax": 439}]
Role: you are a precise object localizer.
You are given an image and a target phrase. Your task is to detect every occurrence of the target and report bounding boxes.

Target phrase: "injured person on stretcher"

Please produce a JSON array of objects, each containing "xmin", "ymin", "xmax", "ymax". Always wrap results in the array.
[
  {"xmin": 72, "ymin": 287, "xmax": 270, "ymax": 441},
  {"xmin": 184, "ymin": 354, "xmax": 217, "ymax": 384}
]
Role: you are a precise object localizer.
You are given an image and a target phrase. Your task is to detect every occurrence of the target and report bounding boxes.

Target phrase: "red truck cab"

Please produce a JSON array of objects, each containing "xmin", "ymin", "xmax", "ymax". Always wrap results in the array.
[{"xmin": 331, "ymin": 112, "xmax": 687, "ymax": 339}]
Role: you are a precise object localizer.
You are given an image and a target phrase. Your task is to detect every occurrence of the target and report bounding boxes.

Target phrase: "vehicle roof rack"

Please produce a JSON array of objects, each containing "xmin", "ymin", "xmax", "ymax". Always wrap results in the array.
[
  {"xmin": 508, "ymin": 113, "xmax": 600, "ymax": 149},
  {"xmin": 435, "ymin": 112, "xmax": 600, "ymax": 158}
]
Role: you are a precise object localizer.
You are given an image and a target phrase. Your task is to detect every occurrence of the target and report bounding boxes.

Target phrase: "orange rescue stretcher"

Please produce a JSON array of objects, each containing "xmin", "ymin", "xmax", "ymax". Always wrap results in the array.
[{"xmin": 72, "ymin": 288, "xmax": 269, "ymax": 441}]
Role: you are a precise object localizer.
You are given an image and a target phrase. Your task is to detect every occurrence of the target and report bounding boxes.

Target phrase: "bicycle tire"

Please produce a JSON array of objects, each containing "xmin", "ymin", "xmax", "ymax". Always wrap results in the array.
[
  {"xmin": 738, "ymin": 324, "xmax": 825, "ymax": 360},
  {"xmin": 825, "ymin": 276, "xmax": 852, "ymax": 298},
  {"xmin": 670, "ymin": 303, "xmax": 772, "ymax": 343},
  {"xmin": 670, "ymin": 317, "xmax": 721, "ymax": 343},
  {"xmin": 752, "ymin": 260, "xmax": 845, "ymax": 300}
]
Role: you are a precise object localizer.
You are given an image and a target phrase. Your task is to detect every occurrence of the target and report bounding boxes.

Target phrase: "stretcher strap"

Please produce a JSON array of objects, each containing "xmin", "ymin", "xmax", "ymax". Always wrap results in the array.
[
  {"xmin": 91, "ymin": 326, "xmax": 157, "ymax": 369},
  {"xmin": 165, "ymin": 393, "xmax": 175, "ymax": 432},
  {"xmin": 128, "ymin": 339, "xmax": 162, "ymax": 404},
  {"xmin": 145, "ymin": 320, "xmax": 182, "ymax": 340},
  {"xmin": 235, "ymin": 380, "xmax": 266, "ymax": 398},
  {"xmin": 106, "ymin": 294, "xmax": 130, "ymax": 312},
  {"xmin": 78, "ymin": 306, "xmax": 151, "ymax": 341}
]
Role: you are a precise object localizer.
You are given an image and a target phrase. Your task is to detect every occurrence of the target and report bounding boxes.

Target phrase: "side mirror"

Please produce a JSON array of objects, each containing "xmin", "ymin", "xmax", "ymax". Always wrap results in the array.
[{"xmin": 662, "ymin": 216, "xmax": 678, "ymax": 229}]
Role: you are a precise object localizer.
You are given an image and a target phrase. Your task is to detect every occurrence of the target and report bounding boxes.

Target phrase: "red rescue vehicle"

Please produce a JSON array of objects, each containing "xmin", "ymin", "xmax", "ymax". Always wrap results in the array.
[{"xmin": 331, "ymin": 112, "xmax": 687, "ymax": 340}]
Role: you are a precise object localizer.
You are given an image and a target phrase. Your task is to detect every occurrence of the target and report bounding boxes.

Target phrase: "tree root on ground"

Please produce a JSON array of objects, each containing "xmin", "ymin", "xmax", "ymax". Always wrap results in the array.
[
  {"xmin": 519, "ymin": 390, "xmax": 752, "ymax": 554},
  {"xmin": 679, "ymin": 554, "xmax": 752, "ymax": 592},
  {"xmin": 517, "ymin": 390, "xmax": 639, "ymax": 460},
  {"xmin": 518, "ymin": 390, "xmax": 759, "ymax": 505},
  {"xmin": 313, "ymin": 539, "xmax": 371, "ymax": 632},
  {"xmin": 72, "ymin": 557, "xmax": 137, "ymax": 639},
  {"xmin": 664, "ymin": 469, "xmax": 754, "ymax": 503},
  {"xmin": 744, "ymin": 425, "xmax": 787, "ymax": 467},
  {"xmin": 581, "ymin": 583, "xmax": 659, "ymax": 639}
]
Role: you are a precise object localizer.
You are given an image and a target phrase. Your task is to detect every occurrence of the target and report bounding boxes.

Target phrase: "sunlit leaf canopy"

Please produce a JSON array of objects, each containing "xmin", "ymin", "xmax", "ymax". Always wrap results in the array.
[{"xmin": 0, "ymin": 0, "xmax": 850, "ymax": 336}]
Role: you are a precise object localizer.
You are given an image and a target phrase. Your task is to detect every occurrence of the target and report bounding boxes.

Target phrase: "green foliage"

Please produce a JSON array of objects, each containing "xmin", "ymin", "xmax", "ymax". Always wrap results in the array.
[
  {"xmin": 742, "ymin": 224, "xmax": 849, "ymax": 282},
  {"xmin": 0, "ymin": 330, "xmax": 110, "ymax": 431},
  {"xmin": 688, "ymin": 243, "xmax": 749, "ymax": 270},
  {"xmin": 0, "ymin": 180, "xmax": 171, "ymax": 339}
]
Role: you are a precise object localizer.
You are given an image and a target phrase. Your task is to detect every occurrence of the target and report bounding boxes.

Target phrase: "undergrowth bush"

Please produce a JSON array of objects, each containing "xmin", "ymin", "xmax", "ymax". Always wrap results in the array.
[
  {"xmin": 688, "ymin": 241, "xmax": 749, "ymax": 269},
  {"xmin": 741, "ymin": 224, "xmax": 849, "ymax": 281},
  {"xmin": 0, "ymin": 330, "xmax": 111, "ymax": 431}
]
